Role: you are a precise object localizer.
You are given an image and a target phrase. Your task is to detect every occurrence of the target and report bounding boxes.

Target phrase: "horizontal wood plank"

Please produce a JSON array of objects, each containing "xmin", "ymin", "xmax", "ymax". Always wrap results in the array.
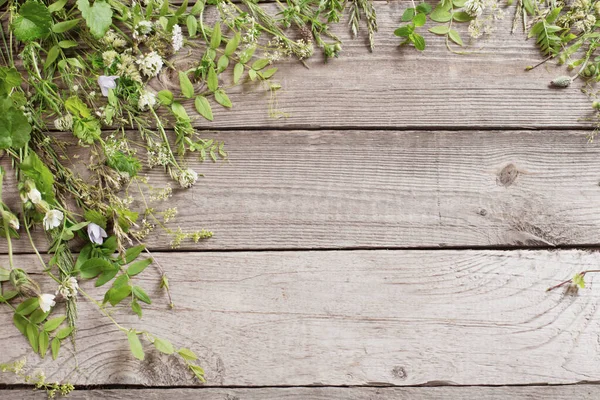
[
  {"xmin": 147, "ymin": 2, "xmax": 591, "ymax": 129},
  {"xmin": 7, "ymin": 386, "xmax": 600, "ymax": 399},
  {"xmin": 3, "ymin": 129, "xmax": 600, "ymax": 252},
  {"xmin": 2, "ymin": 249, "xmax": 600, "ymax": 386}
]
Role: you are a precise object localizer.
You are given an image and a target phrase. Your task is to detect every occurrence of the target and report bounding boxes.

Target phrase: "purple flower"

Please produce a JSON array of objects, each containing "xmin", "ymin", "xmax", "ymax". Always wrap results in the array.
[{"xmin": 97, "ymin": 75, "xmax": 119, "ymax": 96}]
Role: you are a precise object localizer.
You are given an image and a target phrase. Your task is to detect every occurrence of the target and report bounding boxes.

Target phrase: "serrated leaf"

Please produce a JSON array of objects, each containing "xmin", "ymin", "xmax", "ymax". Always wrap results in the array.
[
  {"xmin": 179, "ymin": 72, "xmax": 194, "ymax": 99},
  {"xmin": 44, "ymin": 316, "xmax": 66, "ymax": 332},
  {"xmin": 132, "ymin": 286, "xmax": 152, "ymax": 304},
  {"xmin": 12, "ymin": 0, "xmax": 52, "ymax": 42},
  {"xmin": 51, "ymin": 337, "xmax": 60, "ymax": 360},
  {"xmin": 214, "ymin": 89, "xmax": 232, "ymax": 108},
  {"xmin": 153, "ymin": 337, "xmax": 174, "ymax": 354},
  {"xmin": 233, "ymin": 63, "xmax": 244, "ymax": 84},
  {"xmin": 411, "ymin": 33, "xmax": 426, "ymax": 50},
  {"xmin": 448, "ymin": 29, "xmax": 463, "ymax": 46},
  {"xmin": 194, "ymin": 96, "xmax": 214, "ymax": 121},
  {"xmin": 127, "ymin": 331, "xmax": 145, "ymax": 360},
  {"xmin": 429, "ymin": 25, "xmax": 450, "ymax": 35},
  {"xmin": 76, "ymin": 0, "xmax": 112, "ymax": 38},
  {"xmin": 394, "ymin": 25, "xmax": 413, "ymax": 37}
]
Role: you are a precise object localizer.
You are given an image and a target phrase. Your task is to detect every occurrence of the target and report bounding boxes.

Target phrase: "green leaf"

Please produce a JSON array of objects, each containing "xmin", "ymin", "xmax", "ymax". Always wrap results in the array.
[
  {"xmin": 13, "ymin": 314, "xmax": 28, "ymax": 335},
  {"xmin": 20, "ymin": 152, "xmax": 54, "ymax": 202},
  {"xmin": 224, "ymin": 33, "xmax": 240, "ymax": 56},
  {"xmin": 153, "ymin": 337, "xmax": 174, "ymax": 354},
  {"xmin": 452, "ymin": 11, "xmax": 473, "ymax": 22},
  {"xmin": 177, "ymin": 347, "xmax": 197, "ymax": 361},
  {"xmin": 131, "ymin": 299, "xmax": 142, "ymax": 318},
  {"xmin": 0, "ymin": 267, "xmax": 9, "ymax": 282},
  {"xmin": 127, "ymin": 258, "xmax": 152, "ymax": 276},
  {"xmin": 39, "ymin": 331, "xmax": 49, "ymax": 357},
  {"xmin": 411, "ymin": 33, "xmax": 426, "ymax": 50},
  {"xmin": 207, "ymin": 67, "xmax": 218, "ymax": 92},
  {"xmin": 112, "ymin": 274, "xmax": 130, "ymax": 289},
  {"xmin": 56, "ymin": 326, "xmax": 74, "ymax": 340},
  {"xmin": 0, "ymin": 290, "xmax": 18, "ymax": 302},
  {"xmin": 43, "ymin": 316, "xmax": 66, "ymax": 332},
  {"xmin": 189, "ymin": 365, "xmax": 205, "ymax": 382},
  {"xmin": 214, "ymin": 90, "xmax": 232, "ymax": 108},
  {"xmin": 51, "ymin": 337, "xmax": 60, "ymax": 360},
  {"xmin": 29, "ymin": 309, "xmax": 50, "ymax": 324},
  {"xmin": 175, "ymin": 0, "xmax": 188, "ymax": 16},
  {"xmin": 105, "ymin": 284, "xmax": 132, "ymax": 306},
  {"xmin": 95, "ymin": 267, "xmax": 119, "ymax": 287},
  {"xmin": 26, "ymin": 323, "xmax": 39, "ymax": 351},
  {"xmin": 52, "ymin": 19, "xmax": 80, "ymax": 33},
  {"xmin": 79, "ymin": 257, "xmax": 113, "ymax": 279},
  {"xmin": 16, "ymin": 298, "xmax": 40, "ymax": 316},
  {"xmin": 233, "ymin": 63, "xmax": 244, "ymax": 84},
  {"xmin": 394, "ymin": 25, "xmax": 413, "ymax": 37},
  {"xmin": 448, "ymin": 29, "xmax": 463, "ymax": 46},
  {"xmin": 430, "ymin": 7, "xmax": 452, "ymax": 22},
  {"xmin": 194, "ymin": 96, "xmax": 214, "ymax": 121},
  {"xmin": 429, "ymin": 25, "xmax": 450, "ymax": 35},
  {"xmin": 453, "ymin": 0, "xmax": 466, "ymax": 6},
  {"xmin": 76, "ymin": 0, "xmax": 113, "ymax": 38},
  {"xmin": 179, "ymin": 72, "xmax": 195, "ymax": 99},
  {"xmin": 217, "ymin": 55, "xmax": 229, "ymax": 73},
  {"xmin": 12, "ymin": 0, "xmax": 52, "ymax": 42},
  {"xmin": 0, "ymin": 98, "xmax": 32, "ymax": 149},
  {"xmin": 48, "ymin": 0, "xmax": 68, "ymax": 13},
  {"xmin": 572, "ymin": 273, "xmax": 585, "ymax": 289},
  {"xmin": 186, "ymin": 15, "xmax": 197, "ymax": 37},
  {"xmin": 171, "ymin": 102, "xmax": 189, "ymax": 121},
  {"xmin": 416, "ymin": 3, "xmax": 432, "ymax": 13},
  {"xmin": 132, "ymin": 286, "xmax": 152, "ymax": 304},
  {"xmin": 127, "ymin": 331, "xmax": 145, "ymax": 360},
  {"xmin": 522, "ymin": 0, "xmax": 534, "ymax": 15},
  {"xmin": 251, "ymin": 59, "xmax": 270, "ymax": 71},
  {"xmin": 413, "ymin": 12, "xmax": 426, "ymax": 27},
  {"xmin": 157, "ymin": 90, "xmax": 174, "ymax": 106},
  {"xmin": 260, "ymin": 67, "xmax": 277, "ymax": 79},
  {"xmin": 401, "ymin": 8, "xmax": 415, "ymax": 22},
  {"xmin": 44, "ymin": 45, "xmax": 60, "ymax": 69},
  {"xmin": 58, "ymin": 40, "xmax": 78, "ymax": 49},
  {"xmin": 210, "ymin": 22, "xmax": 221, "ymax": 49}
]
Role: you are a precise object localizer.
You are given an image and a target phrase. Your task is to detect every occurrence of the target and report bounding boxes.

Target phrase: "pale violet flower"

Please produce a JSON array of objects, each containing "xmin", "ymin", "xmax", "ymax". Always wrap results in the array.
[
  {"xmin": 138, "ymin": 90, "xmax": 157, "ymax": 111},
  {"xmin": 172, "ymin": 24, "xmax": 183, "ymax": 52},
  {"xmin": 43, "ymin": 209, "xmax": 64, "ymax": 230},
  {"xmin": 87, "ymin": 222, "xmax": 108, "ymax": 245},
  {"xmin": 39, "ymin": 293, "xmax": 56, "ymax": 313},
  {"xmin": 27, "ymin": 188, "xmax": 42, "ymax": 204},
  {"xmin": 56, "ymin": 277, "xmax": 79, "ymax": 299},
  {"xmin": 136, "ymin": 52, "xmax": 163, "ymax": 78},
  {"xmin": 97, "ymin": 75, "xmax": 119, "ymax": 96}
]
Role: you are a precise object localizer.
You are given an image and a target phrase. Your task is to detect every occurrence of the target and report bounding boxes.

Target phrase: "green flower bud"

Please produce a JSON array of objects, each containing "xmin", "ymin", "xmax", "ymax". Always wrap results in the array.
[{"xmin": 550, "ymin": 76, "xmax": 573, "ymax": 88}]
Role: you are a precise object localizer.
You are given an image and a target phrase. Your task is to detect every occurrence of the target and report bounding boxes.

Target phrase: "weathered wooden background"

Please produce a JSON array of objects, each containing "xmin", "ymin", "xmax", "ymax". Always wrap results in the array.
[{"xmin": 3, "ymin": 1, "xmax": 600, "ymax": 398}]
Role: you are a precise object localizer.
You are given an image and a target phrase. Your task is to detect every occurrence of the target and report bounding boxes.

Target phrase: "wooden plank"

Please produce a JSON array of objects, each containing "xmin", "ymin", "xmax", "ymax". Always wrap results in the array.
[
  {"xmin": 147, "ymin": 2, "xmax": 591, "ymax": 129},
  {"xmin": 1, "ymin": 249, "xmax": 600, "ymax": 386},
  {"xmin": 3, "ymin": 129, "xmax": 600, "ymax": 252},
  {"xmin": 7, "ymin": 386, "xmax": 600, "ymax": 399}
]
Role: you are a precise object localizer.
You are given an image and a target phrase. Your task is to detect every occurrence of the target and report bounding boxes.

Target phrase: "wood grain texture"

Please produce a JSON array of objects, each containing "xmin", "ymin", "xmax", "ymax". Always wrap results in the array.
[
  {"xmin": 146, "ymin": 2, "xmax": 591, "ymax": 129},
  {"xmin": 7, "ymin": 386, "xmax": 600, "ymax": 399},
  {"xmin": 2, "ymin": 129, "xmax": 600, "ymax": 252},
  {"xmin": 2, "ymin": 249, "xmax": 600, "ymax": 386}
]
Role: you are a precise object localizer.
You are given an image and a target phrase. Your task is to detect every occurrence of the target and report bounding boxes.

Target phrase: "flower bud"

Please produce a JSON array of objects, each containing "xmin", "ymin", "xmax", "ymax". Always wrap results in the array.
[
  {"xmin": 550, "ymin": 76, "xmax": 573, "ymax": 88},
  {"xmin": 2, "ymin": 210, "xmax": 20, "ymax": 231}
]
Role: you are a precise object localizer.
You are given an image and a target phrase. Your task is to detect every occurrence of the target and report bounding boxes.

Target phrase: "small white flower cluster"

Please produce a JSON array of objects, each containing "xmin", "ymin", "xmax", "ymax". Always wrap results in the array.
[
  {"xmin": 136, "ymin": 51, "xmax": 164, "ymax": 78},
  {"xmin": 102, "ymin": 50, "xmax": 119, "ymax": 67},
  {"xmin": 172, "ymin": 24, "xmax": 184, "ymax": 52},
  {"xmin": 138, "ymin": 90, "xmax": 157, "ymax": 111},
  {"xmin": 177, "ymin": 168, "xmax": 199, "ymax": 188},
  {"xmin": 294, "ymin": 39, "xmax": 314, "ymax": 60},
  {"xmin": 466, "ymin": 0, "xmax": 504, "ymax": 39},
  {"xmin": 102, "ymin": 30, "xmax": 127, "ymax": 49},
  {"xmin": 148, "ymin": 142, "xmax": 171, "ymax": 167},
  {"xmin": 572, "ymin": 14, "xmax": 596, "ymax": 33},
  {"xmin": 134, "ymin": 20, "xmax": 154, "ymax": 40},
  {"xmin": 53, "ymin": 114, "xmax": 73, "ymax": 131},
  {"xmin": 464, "ymin": 0, "xmax": 483, "ymax": 17},
  {"xmin": 56, "ymin": 277, "xmax": 79, "ymax": 299}
]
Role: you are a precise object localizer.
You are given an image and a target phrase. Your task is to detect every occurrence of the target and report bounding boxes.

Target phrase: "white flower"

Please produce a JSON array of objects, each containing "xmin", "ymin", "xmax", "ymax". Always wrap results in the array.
[
  {"xmin": 136, "ymin": 51, "xmax": 163, "ymax": 78},
  {"xmin": 138, "ymin": 90, "xmax": 157, "ymax": 111},
  {"xmin": 39, "ymin": 294, "xmax": 56, "ymax": 313},
  {"xmin": 27, "ymin": 188, "xmax": 42, "ymax": 204},
  {"xmin": 102, "ymin": 50, "xmax": 119, "ymax": 67},
  {"xmin": 43, "ymin": 210, "xmax": 64, "ymax": 230},
  {"xmin": 98, "ymin": 75, "xmax": 119, "ymax": 97},
  {"xmin": 134, "ymin": 20, "xmax": 153, "ymax": 39},
  {"xmin": 56, "ymin": 277, "xmax": 78, "ymax": 299},
  {"xmin": 87, "ymin": 222, "xmax": 108, "ymax": 245},
  {"xmin": 464, "ymin": 0, "xmax": 484, "ymax": 16},
  {"xmin": 178, "ymin": 168, "xmax": 198, "ymax": 188},
  {"xmin": 172, "ymin": 24, "xmax": 184, "ymax": 52},
  {"xmin": 53, "ymin": 114, "xmax": 73, "ymax": 131}
]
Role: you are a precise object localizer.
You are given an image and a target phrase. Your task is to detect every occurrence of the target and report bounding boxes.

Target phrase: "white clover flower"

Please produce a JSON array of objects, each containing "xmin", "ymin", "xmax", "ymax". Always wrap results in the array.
[
  {"xmin": 53, "ymin": 114, "xmax": 73, "ymax": 131},
  {"xmin": 138, "ymin": 90, "xmax": 157, "ymax": 111},
  {"xmin": 134, "ymin": 20, "xmax": 153, "ymax": 39},
  {"xmin": 56, "ymin": 277, "xmax": 79, "ymax": 299},
  {"xmin": 87, "ymin": 222, "xmax": 108, "ymax": 245},
  {"xmin": 464, "ymin": 0, "xmax": 484, "ymax": 16},
  {"xmin": 27, "ymin": 188, "xmax": 42, "ymax": 204},
  {"xmin": 43, "ymin": 210, "xmax": 64, "ymax": 230},
  {"xmin": 172, "ymin": 24, "xmax": 184, "ymax": 52},
  {"xmin": 102, "ymin": 50, "xmax": 119, "ymax": 67},
  {"xmin": 136, "ymin": 51, "xmax": 163, "ymax": 78},
  {"xmin": 39, "ymin": 293, "xmax": 56, "ymax": 313},
  {"xmin": 98, "ymin": 75, "xmax": 119, "ymax": 97},
  {"xmin": 178, "ymin": 168, "xmax": 198, "ymax": 188}
]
